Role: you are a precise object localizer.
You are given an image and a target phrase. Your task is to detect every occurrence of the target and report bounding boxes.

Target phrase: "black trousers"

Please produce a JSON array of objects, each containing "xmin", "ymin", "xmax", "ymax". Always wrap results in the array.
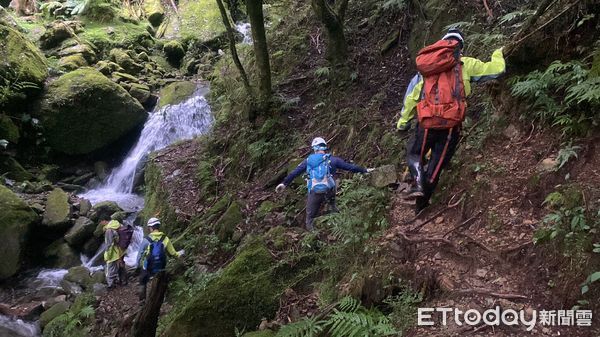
[
  {"xmin": 406, "ymin": 124, "xmax": 461, "ymax": 208},
  {"xmin": 306, "ymin": 189, "xmax": 338, "ymax": 230}
]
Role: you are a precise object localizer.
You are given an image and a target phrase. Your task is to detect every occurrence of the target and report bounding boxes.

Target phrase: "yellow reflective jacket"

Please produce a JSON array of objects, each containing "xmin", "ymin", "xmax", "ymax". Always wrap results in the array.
[
  {"xmin": 137, "ymin": 231, "xmax": 180, "ymax": 268},
  {"xmin": 103, "ymin": 220, "xmax": 123, "ymax": 263},
  {"xmin": 397, "ymin": 48, "xmax": 505, "ymax": 129}
]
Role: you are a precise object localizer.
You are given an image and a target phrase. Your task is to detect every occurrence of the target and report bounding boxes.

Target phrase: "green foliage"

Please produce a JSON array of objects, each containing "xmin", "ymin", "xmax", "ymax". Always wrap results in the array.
[
  {"xmin": 43, "ymin": 294, "xmax": 96, "ymax": 337},
  {"xmin": 322, "ymin": 175, "xmax": 389, "ymax": 245},
  {"xmin": 276, "ymin": 296, "xmax": 397, "ymax": 337},
  {"xmin": 0, "ymin": 68, "xmax": 39, "ymax": 107},
  {"xmin": 498, "ymin": 10, "xmax": 536, "ymax": 27},
  {"xmin": 511, "ymin": 61, "xmax": 600, "ymax": 136},
  {"xmin": 63, "ymin": 0, "xmax": 117, "ymax": 21},
  {"xmin": 384, "ymin": 287, "xmax": 422, "ymax": 333},
  {"xmin": 556, "ymin": 143, "xmax": 581, "ymax": 170}
]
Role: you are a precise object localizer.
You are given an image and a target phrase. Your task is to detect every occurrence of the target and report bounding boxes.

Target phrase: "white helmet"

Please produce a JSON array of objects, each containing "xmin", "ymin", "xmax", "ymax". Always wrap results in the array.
[
  {"xmin": 147, "ymin": 217, "xmax": 161, "ymax": 228},
  {"xmin": 311, "ymin": 137, "xmax": 327, "ymax": 148}
]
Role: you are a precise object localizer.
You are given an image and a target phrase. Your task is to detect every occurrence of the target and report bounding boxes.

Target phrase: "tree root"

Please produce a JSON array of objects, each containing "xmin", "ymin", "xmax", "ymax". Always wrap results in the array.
[{"xmin": 453, "ymin": 288, "xmax": 528, "ymax": 300}]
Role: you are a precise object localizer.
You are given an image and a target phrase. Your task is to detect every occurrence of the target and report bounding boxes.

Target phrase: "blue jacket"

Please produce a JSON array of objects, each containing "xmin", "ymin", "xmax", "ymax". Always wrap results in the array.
[{"xmin": 282, "ymin": 155, "xmax": 367, "ymax": 186}]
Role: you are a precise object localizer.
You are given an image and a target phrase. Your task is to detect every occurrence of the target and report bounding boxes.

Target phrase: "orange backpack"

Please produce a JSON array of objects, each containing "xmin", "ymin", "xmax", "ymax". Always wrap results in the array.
[{"xmin": 415, "ymin": 39, "xmax": 466, "ymax": 129}]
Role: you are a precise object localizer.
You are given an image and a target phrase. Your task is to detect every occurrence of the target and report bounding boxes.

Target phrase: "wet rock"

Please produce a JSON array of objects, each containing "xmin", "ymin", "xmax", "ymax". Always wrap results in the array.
[
  {"xmin": 59, "ymin": 279, "xmax": 83, "ymax": 297},
  {"xmin": 64, "ymin": 266, "xmax": 92, "ymax": 288},
  {"xmin": 39, "ymin": 301, "xmax": 71, "ymax": 327},
  {"xmin": 92, "ymin": 283, "xmax": 107, "ymax": 296},
  {"xmin": 0, "ymin": 156, "xmax": 33, "ymax": 181},
  {"xmin": 91, "ymin": 270, "xmax": 106, "ymax": 284},
  {"xmin": 144, "ymin": 0, "xmax": 165, "ymax": 27},
  {"xmin": 82, "ymin": 236, "xmax": 102, "ymax": 255},
  {"xmin": 0, "ymin": 115, "xmax": 19, "ymax": 144},
  {"xmin": 42, "ymin": 188, "xmax": 71, "ymax": 228},
  {"xmin": 96, "ymin": 60, "xmax": 124, "ymax": 76},
  {"xmin": 0, "ymin": 185, "xmax": 37, "ymax": 279},
  {"xmin": 0, "ymin": 302, "xmax": 44, "ymax": 321},
  {"xmin": 40, "ymin": 21, "xmax": 74, "ymax": 49},
  {"xmin": 44, "ymin": 295, "xmax": 67, "ymax": 310},
  {"xmin": 369, "ymin": 164, "xmax": 397, "ymax": 188},
  {"xmin": 112, "ymin": 71, "xmax": 140, "ymax": 83},
  {"xmin": 44, "ymin": 240, "xmax": 80, "ymax": 269},
  {"xmin": 33, "ymin": 68, "xmax": 147, "ymax": 155},
  {"xmin": 79, "ymin": 198, "xmax": 92, "ymax": 216},
  {"xmin": 158, "ymin": 81, "xmax": 196, "ymax": 107},
  {"xmin": 129, "ymin": 83, "xmax": 151, "ymax": 105},
  {"xmin": 163, "ymin": 40, "xmax": 185, "ymax": 67},
  {"xmin": 89, "ymin": 201, "xmax": 123, "ymax": 222},
  {"xmin": 56, "ymin": 43, "xmax": 96, "ymax": 63},
  {"xmin": 64, "ymin": 216, "xmax": 95, "ymax": 246}
]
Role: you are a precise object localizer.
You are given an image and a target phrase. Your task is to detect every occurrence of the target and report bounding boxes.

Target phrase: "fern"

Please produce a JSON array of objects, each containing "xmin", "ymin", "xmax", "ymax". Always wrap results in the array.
[
  {"xmin": 338, "ymin": 296, "xmax": 360, "ymax": 313},
  {"xmin": 314, "ymin": 67, "xmax": 331, "ymax": 78},
  {"xmin": 276, "ymin": 316, "xmax": 325, "ymax": 337},
  {"xmin": 498, "ymin": 9, "xmax": 536, "ymax": 26}
]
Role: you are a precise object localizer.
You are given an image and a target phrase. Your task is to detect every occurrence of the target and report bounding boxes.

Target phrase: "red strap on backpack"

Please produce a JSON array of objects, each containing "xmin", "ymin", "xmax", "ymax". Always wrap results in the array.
[{"xmin": 415, "ymin": 40, "xmax": 466, "ymax": 129}]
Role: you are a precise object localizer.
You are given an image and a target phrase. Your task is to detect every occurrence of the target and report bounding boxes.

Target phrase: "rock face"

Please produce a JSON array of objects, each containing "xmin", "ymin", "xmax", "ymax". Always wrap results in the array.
[
  {"xmin": 162, "ymin": 242, "xmax": 286, "ymax": 337},
  {"xmin": 64, "ymin": 216, "xmax": 95, "ymax": 246},
  {"xmin": 0, "ymin": 185, "xmax": 37, "ymax": 279},
  {"xmin": 35, "ymin": 68, "xmax": 147, "ymax": 155},
  {"xmin": 369, "ymin": 165, "xmax": 397, "ymax": 188},
  {"xmin": 44, "ymin": 240, "xmax": 80, "ymax": 268},
  {"xmin": 42, "ymin": 188, "xmax": 71, "ymax": 227},
  {"xmin": 0, "ymin": 24, "xmax": 48, "ymax": 88}
]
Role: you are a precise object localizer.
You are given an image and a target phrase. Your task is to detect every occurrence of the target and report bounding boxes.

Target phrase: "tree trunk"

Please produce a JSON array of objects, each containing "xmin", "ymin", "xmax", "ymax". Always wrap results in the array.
[
  {"xmin": 216, "ymin": 0, "xmax": 252, "ymax": 95},
  {"xmin": 245, "ymin": 0, "xmax": 272, "ymax": 108},
  {"xmin": 131, "ymin": 272, "xmax": 170, "ymax": 337},
  {"xmin": 226, "ymin": 0, "xmax": 243, "ymax": 21},
  {"xmin": 311, "ymin": 0, "xmax": 349, "ymax": 65}
]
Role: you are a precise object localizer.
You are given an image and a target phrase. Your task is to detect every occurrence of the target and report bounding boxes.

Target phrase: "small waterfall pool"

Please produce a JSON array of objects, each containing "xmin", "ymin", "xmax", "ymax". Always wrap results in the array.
[{"xmin": 0, "ymin": 84, "xmax": 214, "ymax": 337}]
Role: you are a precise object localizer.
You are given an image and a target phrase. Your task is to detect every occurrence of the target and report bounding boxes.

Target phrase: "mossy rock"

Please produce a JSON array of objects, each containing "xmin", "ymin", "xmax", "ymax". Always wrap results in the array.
[
  {"xmin": 42, "ymin": 188, "xmax": 71, "ymax": 227},
  {"xmin": 39, "ymin": 301, "xmax": 71, "ymax": 328},
  {"xmin": 163, "ymin": 40, "xmax": 185, "ymax": 67},
  {"xmin": 215, "ymin": 202, "xmax": 243, "ymax": 242},
  {"xmin": 58, "ymin": 53, "xmax": 89, "ymax": 71},
  {"xmin": 89, "ymin": 201, "xmax": 123, "ymax": 222},
  {"xmin": 162, "ymin": 241, "xmax": 285, "ymax": 337},
  {"xmin": 205, "ymin": 194, "xmax": 231, "ymax": 222},
  {"xmin": 109, "ymin": 48, "xmax": 144, "ymax": 74},
  {"xmin": 40, "ymin": 21, "xmax": 74, "ymax": 49},
  {"xmin": 0, "ymin": 23, "xmax": 48, "ymax": 93},
  {"xmin": 242, "ymin": 331, "xmax": 275, "ymax": 337},
  {"xmin": 80, "ymin": 21, "xmax": 154, "ymax": 52},
  {"xmin": 64, "ymin": 266, "xmax": 93, "ymax": 288},
  {"xmin": 129, "ymin": 83, "xmax": 151, "ymax": 105},
  {"xmin": 0, "ymin": 115, "xmax": 19, "ymax": 143},
  {"xmin": 56, "ymin": 42, "xmax": 97, "ymax": 64},
  {"xmin": 43, "ymin": 240, "xmax": 80, "ymax": 268},
  {"xmin": 95, "ymin": 60, "xmax": 124, "ymax": 75},
  {"xmin": 35, "ymin": 68, "xmax": 147, "ymax": 155},
  {"xmin": 164, "ymin": 0, "xmax": 224, "ymax": 42},
  {"xmin": 369, "ymin": 164, "xmax": 397, "ymax": 188},
  {"xmin": 0, "ymin": 185, "xmax": 37, "ymax": 279},
  {"xmin": 64, "ymin": 216, "xmax": 95, "ymax": 246},
  {"xmin": 158, "ymin": 81, "xmax": 197, "ymax": 108},
  {"xmin": 144, "ymin": 0, "xmax": 165, "ymax": 27},
  {"xmin": 0, "ymin": 156, "xmax": 33, "ymax": 181},
  {"xmin": 257, "ymin": 200, "xmax": 277, "ymax": 219}
]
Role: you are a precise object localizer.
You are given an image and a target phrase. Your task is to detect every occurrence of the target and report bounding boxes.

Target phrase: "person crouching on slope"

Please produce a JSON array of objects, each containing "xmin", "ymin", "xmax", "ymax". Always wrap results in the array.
[
  {"xmin": 397, "ymin": 28, "xmax": 505, "ymax": 214},
  {"xmin": 275, "ymin": 137, "xmax": 370, "ymax": 230},
  {"xmin": 137, "ymin": 217, "xmax": 183, "ymax": 303}
]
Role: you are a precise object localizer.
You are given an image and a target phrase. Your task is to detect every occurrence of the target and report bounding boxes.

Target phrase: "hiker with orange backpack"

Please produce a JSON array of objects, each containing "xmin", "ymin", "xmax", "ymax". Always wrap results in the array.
[{"xmin": 397, "ymin": 29, "xmax": 505, "ymax": 214}]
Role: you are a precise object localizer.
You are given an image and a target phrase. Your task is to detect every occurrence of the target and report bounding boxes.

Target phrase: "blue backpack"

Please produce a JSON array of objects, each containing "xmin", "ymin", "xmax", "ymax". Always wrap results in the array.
[
  {"xmin": 306, "ymin": 153, "xmax": 335, "ymax": 193},
  {"xmin": 146, "ymin": 235, "xmax": 167, "ymax": 275}
]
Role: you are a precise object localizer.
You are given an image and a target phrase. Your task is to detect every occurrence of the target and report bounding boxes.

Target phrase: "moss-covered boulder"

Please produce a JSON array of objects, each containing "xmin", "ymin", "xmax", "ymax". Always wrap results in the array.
[
  {"xmin": 162, "ymin": 242, "xmax": 287, "ymax": 337},
  {"xmin": 164, "ymin": 0, "xmax": 224, "ymax": 42},
  {"xmin": 0, "ymin": 185, "xmax": 37, "ymax": 279},
  {"xmin": 158, "ymin": 81, "xmax": 196, "ymax": 107},
  {"xmin": 0, "ymin": 115, "xmax": 19, "ymax": 143},
  {"xmin": 64, "ymin": 266, "xmax": 92, "ymax": 288},
  {"xmin": 215, "ymin": 202, "xmax": 242, "ymax": 242},
  {"xmin": 58, "ymin": 53, "xmax": 88, "ymax": 71},
  {"xmin": 35, "ymin": 68, "xmax": 147, "ymax": 155},
  {"xmin": 0, "ymin": 156, "xmax": 33, "ymax": 181},
  {"xmin": 64, "ymin": 216, "xmax": 95, "ymax": 246},
  {"xmin": 89, "ymin": 201, "xmax": 123, "ymax": 222},
  {"xmin": 96, "ymin": 60, "xmax": 124, "ymax": 75},
  {"xmin": 109, "ymin": 48, "xmax": 144, "ymax": 74},
  {"xmin": 40, "ymin": 21, "xmax": 75, "ymax": 49},
  {"xmin": 39, "ymin": 301, "xmax": 71, "ymax": 328},
  {"xmin": 144, "ymin": 0, "xmax": 165, "ymax": 27},
  {"xmin": 44, "ymin": 240, "xmax": 80, "ymax": 268},
  {"xmin": 163, "ymin": 40, "xmax": 185, "ymax": 67},
  {"xmin": 369, "ymin": 164, "xmax": 397, "ymax": 188},
  {"xmin": 0, "ymin": 24, "xmax": 48, "ymax": 91},
  {"xmin": 42, "ymin": 188, "xmax": 71, "ymax": 227},
  {"xmin": 129, "ymin": 83, "xmax": 151, "ymax": 105}
]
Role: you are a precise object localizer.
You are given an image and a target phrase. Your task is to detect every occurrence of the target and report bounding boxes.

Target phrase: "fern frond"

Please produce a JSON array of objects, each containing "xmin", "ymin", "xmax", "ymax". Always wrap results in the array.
[
  {"xmin": 275, "ymin": 316, "xmax": 325, "ymax": 337},
  {"xmin": 338, "ymin": 296, "xmax": 361, "ymax": 313}
]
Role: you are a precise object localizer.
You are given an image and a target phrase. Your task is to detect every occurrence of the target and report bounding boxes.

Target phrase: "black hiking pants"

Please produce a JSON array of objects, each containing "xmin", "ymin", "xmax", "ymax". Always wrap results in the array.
[
  {"xmin": 306, "ymin": 189, "xmax": 338, "ymax": 230},
  {"xmin": 406, "ymin": 124, "xmax": 461, "ymax": 211}
]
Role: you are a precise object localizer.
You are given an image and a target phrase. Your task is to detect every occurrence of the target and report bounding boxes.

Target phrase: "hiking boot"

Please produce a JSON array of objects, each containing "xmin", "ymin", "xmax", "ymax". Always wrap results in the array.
[
  {"xmin": 404, "ymin": 162, "xmax": 425, "ymax": 198},
  {"xmin": 415, "ymin": 197, "xmax": 430, "ymax": 215}
]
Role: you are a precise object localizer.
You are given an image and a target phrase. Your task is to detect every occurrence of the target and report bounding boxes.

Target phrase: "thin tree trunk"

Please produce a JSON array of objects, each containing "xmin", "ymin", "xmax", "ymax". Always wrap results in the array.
[
  {"xmin": 131, "ymin": 272, "xmax": 170, "ymax": 337},
  {"xmin": 216, "ymin": 0, "xmax": 252, "ymax": 95},
  {"xmin": 245, "ymin": 0, "xmax": 272, "ymax": 108},
  {"xmin": 311, "ymin": 0, "xmax": 349, "ymax": 65}
]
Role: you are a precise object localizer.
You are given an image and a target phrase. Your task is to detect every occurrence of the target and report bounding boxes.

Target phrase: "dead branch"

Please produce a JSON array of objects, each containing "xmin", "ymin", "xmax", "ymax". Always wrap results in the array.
[
  {"xmin": 482, "ymin": 0, "xmax": 494, "ymax": 19},
  {"xmin": 407, "ymin": 190, "xmax": 465, "ymax": 233},
  {"xmin": 443, "ymin": 212, "xmax": 481, "ymax": 237},
  {"xmin": 456, "ymin": 232, "xmax": 492, "ymax": 252},
  {"xmin": 453, "ymin": 288, "xmax": 528, "ymax": 300},
  {"xmin": 396, "ymin": 231, "xmax": 458, "ymax": 251},
  {"xmin": 497, "ymin": 241, "xmax": 533, "ymax": 255}
]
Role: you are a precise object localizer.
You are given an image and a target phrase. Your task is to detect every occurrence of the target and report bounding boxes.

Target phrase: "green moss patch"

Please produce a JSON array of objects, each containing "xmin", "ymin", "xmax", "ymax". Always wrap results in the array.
[
  {"xmin": 158, "ymin": 81, "xmax": 197, "ymax": 107},
  {"xmin": 164, "ymin": 0, "xmax": 224, "ymax": 42}
]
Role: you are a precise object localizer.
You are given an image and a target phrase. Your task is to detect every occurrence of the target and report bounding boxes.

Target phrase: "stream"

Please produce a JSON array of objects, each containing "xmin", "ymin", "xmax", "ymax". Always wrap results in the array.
[{"xmin": 0, "ymin": 85, "xmax": 213, "ymax": 336}]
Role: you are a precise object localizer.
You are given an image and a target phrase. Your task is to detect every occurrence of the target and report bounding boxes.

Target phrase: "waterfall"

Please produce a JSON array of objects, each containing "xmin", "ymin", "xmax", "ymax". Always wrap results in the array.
[
  {"xmin": 0, "ymin": 315, "xmax": 39, "ymax": 337},
  {"xmin": 81, "ymin": 85, "xmax": 213, "ymax": 206},
  {"xmin": 236, "ymin": 22, "xmax": 253, "ymax": 44}
]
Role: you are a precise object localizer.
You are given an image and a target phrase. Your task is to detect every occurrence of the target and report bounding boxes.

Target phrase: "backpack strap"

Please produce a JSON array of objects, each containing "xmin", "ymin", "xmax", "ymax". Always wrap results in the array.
[
  {"xmin": 158, "ymin": 235, "xmax": 166, "ymax": 243},
  {"xmin": 429, "ymin": 128, "xmax": 453, "ymax": 184}
]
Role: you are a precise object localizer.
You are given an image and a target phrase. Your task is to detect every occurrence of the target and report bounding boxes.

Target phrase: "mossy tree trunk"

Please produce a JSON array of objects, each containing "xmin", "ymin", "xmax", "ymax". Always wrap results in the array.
[
  {"xmin": 311, "ymin": 0, "xmax": 349, "ymax": 65},
  {"xmin": 216, "ymin": 0, "xmax": 252, "ymax": 95},
  {"xmin": 132, "ymin": 272, "xmax": 170, "ymax": 337},
  {"xmin": 245, "ymin": 0, "xmax": 272, "ymax": 109}
]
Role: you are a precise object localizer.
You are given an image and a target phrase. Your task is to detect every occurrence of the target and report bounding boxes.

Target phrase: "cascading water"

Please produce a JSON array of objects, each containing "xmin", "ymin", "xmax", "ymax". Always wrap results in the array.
[
  {"xmin": 236, "ymin": 22, "xmax": 253, "ymax": 44},
  {"xmin": 0, "ymin": 315, "xmax": 39, "ymax": 337}
]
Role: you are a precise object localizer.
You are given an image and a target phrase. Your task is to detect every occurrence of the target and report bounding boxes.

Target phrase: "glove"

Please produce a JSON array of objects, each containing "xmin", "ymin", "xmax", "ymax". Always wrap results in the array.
[
  {"xmin": 366, "ymin": 168, "xmax": 375, "ymax": 173},
  {"xmin": 397, "ymin": 122, "xmax": 410, "ymax": 131},
  {"xmin": 177, "ymin": 249, "xmax": 185, "ymax": 257},
  {"xmin": 275, "ymin": 183, "xmax": 286, "ymax": 193}
]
